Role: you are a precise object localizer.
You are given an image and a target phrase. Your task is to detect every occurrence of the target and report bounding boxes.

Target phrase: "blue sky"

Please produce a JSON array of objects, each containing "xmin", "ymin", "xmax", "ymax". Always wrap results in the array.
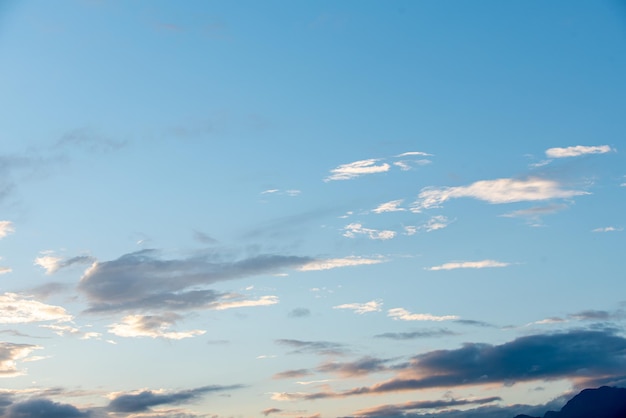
[{"xmin": 1, "ymin": 1, "xmax": 625, "ymax": 417}]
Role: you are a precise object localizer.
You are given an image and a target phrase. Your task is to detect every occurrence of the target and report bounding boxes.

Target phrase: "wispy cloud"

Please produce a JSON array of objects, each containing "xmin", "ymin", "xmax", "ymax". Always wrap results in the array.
[
  {"xmin": 372, "ymin": 200, "xmax": 405, "ymax": 214},
  {"xmin": 108, "ymin": 313, "xmax": 206, "ymax": 340},
  {"xmin": 426, "ymin": 260, "xmax": 510, "ymax": 271},
  {"xmin": 501, "ymin": 204, "xmax": 567, "ymax": 225},
  {"xmin": 333, "ymin": 300, "xmax": 382, "ymax": 314},
  {"xmin": 395, "ymin": 151, "xmax": 432, "ymax": 157},
  {"xmin": 374, "ymin": 329, "xmax": 457, "ymax": 340},
  {"xmin": 545, "ymin": 145, "xmax": 613, "ymax": 158},
  {"xmin": 412, "ymin": 177, "xmax": 587, "ymax": 212},
  {"xmin": 298, "ymin": 256, "xmax": 384, "ymax": 271},
  {"xmin": 40, "ymin": 324, "xmax": 102, "ymax": 340},
  {"xmin": 325, "ymin": 159, "xmax": 390, "ymax": 181},
  {"xmin": 0, "ymin": 221, "xmax": 14, "ymax": 238},
  {"xmin": 422, "ymin": 215, "xmax": 451, "ymax": 232},
  {"xmin": 275, "ymin": 339, "xmax": 348, "ymax": 356},
  {"xmin": 388, "ymin": 308, "xmax": 459, "ymax": 322},
  {"xmin": 0, "ymin": 342, "xmax": 42, "ymax": 377},
  {"xmin": 209, "ymin": 295, "xmax": 279, "ymax": 310},
  {"xmin": 34, "ymin": 253, "xmax": 96, "ymax": 275},
  {"xmin": 592, "ymin": 226, "xmax": 623, "ymax": 232},
  {"xmin": 343, "ymin": 223, "xmax": 396, "ymax": 240},
  {"xmin": 0, "ymin": 293, "xmax": 72, "ymax": 324},
  {"xmin": 354, "ymin": 396, "xmax": 501, "ymax": 416},
  {"xmin": 0, "ymin": 266, "xmax": 11, "ymax": 275},
  {"xmin": 317, "ymin": 356, "xmax": 395, "ymax": 377}
]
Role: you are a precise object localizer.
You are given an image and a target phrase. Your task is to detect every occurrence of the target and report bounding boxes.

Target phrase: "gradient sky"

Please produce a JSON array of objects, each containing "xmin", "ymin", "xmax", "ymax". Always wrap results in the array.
[{"xmin": 1, "ymin": 1, "xmax": 626, "ymax": 417}]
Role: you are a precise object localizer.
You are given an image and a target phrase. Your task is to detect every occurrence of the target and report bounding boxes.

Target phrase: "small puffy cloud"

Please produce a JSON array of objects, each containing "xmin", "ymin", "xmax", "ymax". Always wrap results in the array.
[
  {"xmin": 343, "ymin": 223, "xmax": 396, "ymax": 240},
  {"xmin": 298, "ymin": 256, "xmax": 384, "ymax": 271},
  {"xmin": 545, "ymin": 145, "xmax": 613, "ymax": 158},
  {"xmin": 325, "ymin": 159, "xmax": 390, "ymax": 181},
  {"xmin": 0, "ymin": 266, "xmax": 11, "ymax": 275},
  {"xmin": 0, "ymin": 293, "xmax": 72, "ymax": 324},
  {"xmin": 388, "ymin": 308, "xmax": 459, "ymax": 322},
  {"xmin": 426, "ymin": 260, "xmax": 510, "ymax": 271},
  {"xmin": 412, "ymin": 177, "xmax": 587, "ymax": 212},
  {"xmin": 107, "ymin": 385, "xmax": 243, "ymax": 413},
  {"xmin": 34, "ymin": 254, "xmax": 96, "ymax": 275},
  {"xmin": 403, "ymin": 226, "xmax": 418, "ymax": 236},
  {"xmin": 592, "ymin": 226, "xmax": 623, "ymax": 233},
  {"xmin": 288, "ymin": 308, "xmax": 311, "ymax": 318},
  {"xmin": 333, "ymin": 300, "xmax": 382, "ymax": 314},
  {"xmin": 40, "ymin": 324, "xmax": 101, "ymax": 340},
  {"xmin": 422, "ymin": 215, "xmax": 450, "ymax": 232},
  {"xmin": 108, "ymin": 313, "xmax": 206, "ymax": 340},
  {"xmin": 0, "ymin": 342, "xmax": 42, "ymax": 377},
  {"xmin": 372, "ymin": 200, "xmax": 405, "ymax": 214},
  {"xmin": 0, "ymin": 221, "xmax": 14, "ymax": 238}
]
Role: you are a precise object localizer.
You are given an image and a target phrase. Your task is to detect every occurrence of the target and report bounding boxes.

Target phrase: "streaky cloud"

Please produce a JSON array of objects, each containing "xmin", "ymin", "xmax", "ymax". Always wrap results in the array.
[
  {"xmin": 545, "ymin": 145, "xmax": 613, "ymax": 158},
  {"xmin": 325, "ymin": 159, "xmax": 390, "ymax": 181},
  {"xmin": 333, "ymin": 300, "xmax": 382, "ymax": 314},
  {"xmin": 375, "ymin": 329, "xmax": 457, "ymax": 340},
  {"xmin": 0, "ymin": 293, "xmax": 72, "ymax": 324},
  {"xmin": 108, "ymin": 313, "xmax": 206, "ymax": 340},
  {"xmin": 354, "ymin": 396, "xmax": 502, "ymax": 416},
  {"xmin": 426, "ymin": 260, "xmax": 509, "ymax": 271},
  {"xmin": 372, "ymin": 200, "xmax": 405, "ymax": 214},
  {"xmin": 0, "ymin": 342, "xmax": 42, "ymax": 377},
  {"xmin": 298, "ymin": 256, "xmax": 384, "ymax": 271},
  {"xmin": 388, "ymin": 308, "xmax": 459, "ymax": 322},
  {"xmin": 343, "ymin": 223, "xmax": 396, "ymax": 240}
]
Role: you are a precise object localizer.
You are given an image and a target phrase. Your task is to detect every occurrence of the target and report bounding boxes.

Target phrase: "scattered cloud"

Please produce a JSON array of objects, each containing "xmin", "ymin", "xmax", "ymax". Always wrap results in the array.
[
  {"xmin": 261, "ymin": 189, "xmax": 301, "ymax": 197},
  {"xmin": 411, "ymin": 177, "xmax": 588, "ymax": 212},
  {"xmin": 592, "ymin": 226, "xmax": 623, "ymax": 232},
  {"xmin": 108, "ymin": 313, "xmax": 206, "ymax": 340},
  {"xmin": 34, "ymin": 254, "xmax": 95, "ymax": 275},
  {"xmin": 421, "ymin": 215, "xmax": 451, "ymax": 232},
  {"xmin": 0, "ymin": 342, "xmax": 42, "ymax": 377},
  {"xmin": 298, "ymin": 256, "xmax": 384, "ymax": 271},
  {"xmin": 325, "ymin": 159, "xmax": 390, "ymax": 181},
  {"xmin": 317, "ymin": 356, "xmax": 395, "ymax": 378},
  {"xmin": 0, "ymin": 266, "xmax": 11, "ymax": 275},
  {"xmin": 0, "ymin": 293, "xmax": 72, "ymax": 324},
  {"xmin": 500, "ymin": 204, "xmax": 567, "ymax": 226},
  {"xmin": 208, "ymin": 295, "xmax": 279, "ymax": 310},
  {"xmin": 343, "ymin": 223, "xmax": 396, "ymax": 240},
  {"xmin": 375, "ymin": 329, "xmax": 458, "ymax": 340},
  {"xmin": 0, "ymin": 221, "xmax": 14, "ymax": 238},
  {"xmin": 40, "ymin": 324, "xmax": 102, "ymax": 340},
  {"xmin": 426, "ymin": 260, "xmax": 510, "ymax": 271},
  {"xmin": 388, "ymin": 308, "xmax": 459, "ymax": 322},
  {"xmin": 333, "ymin": 300, "xmax": 382, "ymax": 314},
  {"xmin": 273, "ymin": 369, "xmax": 313, "ymax": 380},
  {"xmin": 2, "ymin": 398, "xmax": 90, "ymax": 418},
  {"xmin": 395, "ymin": 151, "xmax": 432, "ymax": 158},
  {"xmin": 275, "ymin": 339, "xmax": 347, "ymax": 356},
  {"xmin": 354, "ymin": 396, "xmax": 501, "ymax": 416},
  {"xmin": 55, "ymin": 127, "xmax": 127, "ymax": 153},
  {"xmin": 372, "ymin": 200, "xmax": 405, "ymax": 214},
  {"xmin": 288, "ymin": 308, "xmax": 311, "ymax": 318},
  {"xmin": 545, "ymin": 145, "xmax": 613, "ymax": 158},
  {"xmin": 107, "ymin": 385, "xmax": 243, "ymax": 413}
]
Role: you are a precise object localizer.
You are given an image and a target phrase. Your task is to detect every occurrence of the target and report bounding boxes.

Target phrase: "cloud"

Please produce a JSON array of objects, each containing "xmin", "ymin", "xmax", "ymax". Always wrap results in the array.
[
  {"xmin": 421, "ymin": 215, "xmax": 450, "ymax": 232},
  {"xmin": 40, "ymin": 324, "xmax": 101, "ymax": 340},
  {"xmin": 0, "ymin": 221, "xmax": 14, "ymax": 238},
  {"xmin": 388, "ymin": 308, "xmax": 459, "ymax": 322},
  {"xmin": 592, "ymin": 226, "xmax": 623, "ymax": 232},
  {"xmin": 291, "ymin": 329, "xmax": 626, "ymax": 400},
  {"xmin": 545, "ymin": 145, "xmax": 613, "ymax": 158},
  {"xmin": 288, "ymin": 308, "xmax": 311, "ymax": 318},
  {"xmin": 372, "ymin": 200, "xmax": 405, "ymax": 214},
  {"xmin": 0, "ymin": 342, "xmax": 42, "ymax": 377},
  {"xmin": 273, "ymin": 369, "xmax": 313, "ymax": 380},
  {"xmin": 411, "ymin": 177, "xmax": 588, "ymax": 212},
  {"xmin": 354, "ymin": 396, "xmax": 502, "ymax": 416},
  {"xmin": 34, "ymin": 254, "xmax": 96, "ymax": 275},
  {"xmin": 275, "ymin": 339, "xmax": 347, "ymax": 356},
  {"xmin": 192, "ymin": 230, "xmax": 217, "ymax": 244},
  {"xmin": 3, "ymin": 398, "xmax": 91, "ymax": 418},
  {"xmin": 56, "ymin": 127, "xmax": 127, "ymax": 153},
  {"xmin": 316, "ymin": 356, "xmax": 394, "ymax": 377},
  {"xmin": 0, "ymin": 267, "xmax": 11, "ymax": 275},
  {"xmin": 108, "ymin": 313, "xmax": 206, "ymax": 340},
  {"xmin": 298, "ymin": 256, "xmax": 385, "ymax": 271},
  {"xmin": 343, "ymin": 223, "xmax": 396, "ymax": 240},
  {"xmin": 568, "ymin": 310, "xmax": 612, "ymax": 321},
  {"xmin": 333, "ymin": 300, "xmax": 382, "ymax": 314},
  {"xmin": 107, "ymin": 385, "xmax": 243, "ymax": 413},
  {"xmin": 500, "ymin": 204, "xmax": 568, "ymax": 226},
  {"xmin": 262, "ymin": 408, "xmax": 283, "ymax": 416},
  {"xmin": 0, "ymin": 293, "xmax": 72, "ymax": 324},
  {"xmin": 426, "ymin": 260, "xmax": 510, "ymax": 271},
  {"xmin": 325, "ymin": 159, "xmax": 390, "ymax": 181},
  {"xmin": 375, "ymin": 329, "xmax": 458, "ymax": 340},
  {"xmin": 78, "ymin": 249, "xmax": 311, "ymax": 313},
  {"xmin": 208, "ymin": 295, "xmax": 279, "ymax": 310},
  {"xmin": 395, "ymin": 152, "xmax": 432, "ymax": 157}
]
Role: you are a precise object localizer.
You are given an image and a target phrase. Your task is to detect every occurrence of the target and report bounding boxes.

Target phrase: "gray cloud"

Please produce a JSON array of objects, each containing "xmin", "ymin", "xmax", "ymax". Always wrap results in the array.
[
  {"xmin": 78, "ymin": 249, "xmax": 311, "ymax": 313},
  {"xmin": 375, "ymin": 329, "xmax": 458, "ymax": 340},
  {"xmin": 275, "ymin": 339, "xmax": 348, "ymax": 356},
  {"xmin": 107, "ymin": 385, "xmax": 243, "ymax": 413},
  {"xmin": 288, "ymin": 308, "xmax": 311, "ymax": 318},
  {"xmin": 55, "ymin": 128, "xmax": 127, "ymax": 153},
  {"xmin": 273, "ymin": 369, "xmax": 313, "ymax": 379},
  {"xmin": 317, "ymin": 357, "xmax": 395, "ymax": 377},
  {"xmin": 192, "ymin": 230, "xmax": 218, "ymax": 245},
  {"xmin": 293, "ymin": 330, "xmax": 626, "ymax": 400},
  {"xmin": 3, "ymin": 398, "xmax": 91, "ymax": 418},
  {"xmin": 354, "ymin": 396, "xmax": 502, "ymax": 417}
]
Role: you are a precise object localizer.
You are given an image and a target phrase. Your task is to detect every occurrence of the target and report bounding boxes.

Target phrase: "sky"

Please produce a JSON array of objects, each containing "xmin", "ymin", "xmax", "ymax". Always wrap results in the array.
[{"xmin": 0, "ymin": 1, "xmax": 626, "ymax": 417}]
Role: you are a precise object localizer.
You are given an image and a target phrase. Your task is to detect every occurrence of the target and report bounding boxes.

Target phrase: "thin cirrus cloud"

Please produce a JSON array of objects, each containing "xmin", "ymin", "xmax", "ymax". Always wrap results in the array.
[
  {"xmin": 275, "ymin": 329, "xmax": 626, "ymax": 401},
  {"xmin": 411, "ymin": 177, "xmax": 587, "ymax": 212},
  {"xmin": 297, "ymin": 256, "xmax": 385, "ymax": 271},
  {"xmin": 388, "ymin": 308, "xmax": 459, "ymax": 322},
  {"xmin": 426, "ymin": 260, "xmax": 510, "ymax": 271},
  {"xmin": 372, "ymin": 199, "xmax": 405, "ymax": 214},
  {"xmin": 592, "ymin": 226, "xmax": 623, "ymax": 232},
  {"xmin": 333, "ymin": 300, "xmax": 382, "ymax": 314},
  {"xmin": 343, "ymin": 223, "xmax": 396, "ymax": 240},
  {"xmin": 108, "ymin": 313, "xmax": 206, "ymax": 340},
  {"xmin": 545, "ymin": 145, "xmax": 613, "ymax": 158},
  {"xmin": 325, "ymin": 152, "xmax": 431, "ymax": 181},
  {"xmin": 0, "ymin": 293, "xmax": 72, "ymax": 324}
]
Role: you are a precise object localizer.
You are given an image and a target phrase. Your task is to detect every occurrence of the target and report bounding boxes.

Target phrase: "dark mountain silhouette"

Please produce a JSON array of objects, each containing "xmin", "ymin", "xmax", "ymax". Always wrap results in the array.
[{"xmin": 514, "ymin": 386, "xmax": 626, "ymax": 418}]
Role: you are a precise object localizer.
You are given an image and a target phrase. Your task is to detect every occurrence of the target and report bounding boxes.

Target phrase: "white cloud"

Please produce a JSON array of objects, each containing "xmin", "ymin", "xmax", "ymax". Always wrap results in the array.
[
  {"xmin": 545, "ymin": 145, "xmax": 613, "ymax": 158},
  {"xmin": 325, "ymin": 159, "xmax": 390, "ymax": 181},
  {"xmin": 0, "ymin": 221, "xmax": 14, "ymax": 238},
  {"xmin": 395, "ymin": 151, "xmax": 432, "ymax": 157},
  {"xmin": 403, "ymin": 226, "xmax": 418, "ymax": 236},
  {"xmin": 426, "ymin": 260, "xmax": 510, "ymax": 271},
  {"xmin": 372, "ymin": 200, "xmax": 405, "ymax": 214},
  {"xmin": 422, "ymin": 215, "xmax": 450, "ymax": 232},
  {"xmin": 592, "ymin": 226, "xmax": 623, "ymax": 233},
  {"xmin": 108, "ymin": 314, "xmax": 206, "ymax": 340},
  {"xmin": 0, "ymin": 343, "xmax": 42, "ymax": 377},
  {"xmin": 343, "ymin": 223, "xmax": 396, "ymax": 240},
  {"xmin": 333, "ymin": 300, "xmax": 382, "ymax": 314},
  {"xmin": 34, "ymin": 255, "xmax": 63, "ymax": 274},
  {"xmin": 261, "ymin": 189, "xmax": 279, "ymax": 194},
  {"xmin": 210, "ymin": 295, "xmax": 279, "ymax": 310},
  {"xmin": 0, "ymin": 267, "xmax": 11, "ymax": 275},
  {"xmin": 40, "ymin": 324, "xmax": 102, "ymax": 340},
  {"xmin": 0, "ymin": 293, "xmax": 72, "ymax": 324},
  {"xmin": 298, "ymin": 256, "xmax": 384, "ymax": 271},
  {"xmin": 412, "ymin": 177, "xmax": 587, "ymax": 212},
  {"xmin": 388, "ymin": 308, "xmax": 458, "ymax": 322}
]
